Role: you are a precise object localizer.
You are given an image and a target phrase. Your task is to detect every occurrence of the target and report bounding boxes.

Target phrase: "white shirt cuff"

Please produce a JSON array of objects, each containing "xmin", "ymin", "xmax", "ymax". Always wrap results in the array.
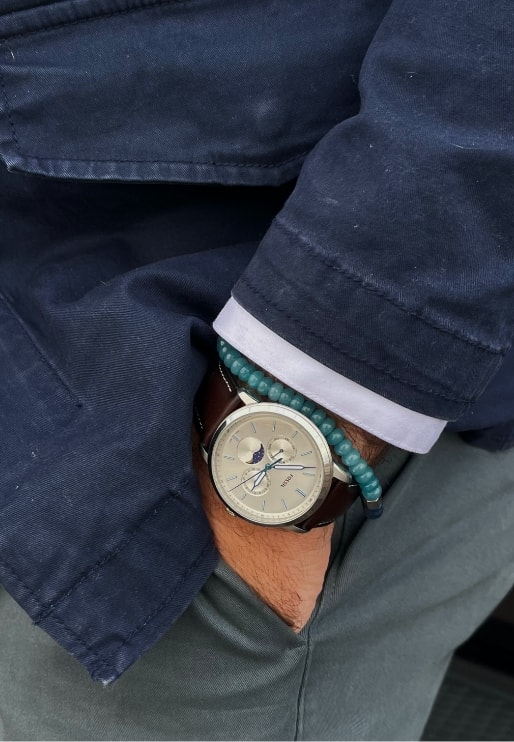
[{"xmin": 213, "ymin": 297, "xmax": 447, "ymax": 454}]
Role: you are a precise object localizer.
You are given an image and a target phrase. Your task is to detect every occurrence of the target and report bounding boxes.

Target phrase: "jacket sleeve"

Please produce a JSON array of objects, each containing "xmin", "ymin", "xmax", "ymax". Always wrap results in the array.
[{"xmin": 232, "ymin": 0, "xmax": 514, "ymax": 423}]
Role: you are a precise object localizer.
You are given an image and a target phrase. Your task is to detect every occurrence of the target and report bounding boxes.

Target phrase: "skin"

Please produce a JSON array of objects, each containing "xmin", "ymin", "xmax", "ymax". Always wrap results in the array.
[{"xmin": 193, "ymin": 419, "xmax": 388, "ymax": 631}]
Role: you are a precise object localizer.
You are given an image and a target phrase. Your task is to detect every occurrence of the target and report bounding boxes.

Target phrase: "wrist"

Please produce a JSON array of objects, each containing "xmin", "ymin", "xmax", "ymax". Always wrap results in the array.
[
  {"xmin": 216, "ymin": 338, "xmax": 386, "ymax": 520},
  {"xmin": 193, "ymin": 429, "xmax": 333, "ymax": 631},
  {"xmin": 331, "ymin": 415, "xmax": 390, "ymax": 468}
]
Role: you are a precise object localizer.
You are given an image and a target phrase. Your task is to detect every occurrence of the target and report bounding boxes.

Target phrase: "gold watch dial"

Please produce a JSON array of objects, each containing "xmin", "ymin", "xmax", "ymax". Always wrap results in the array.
[{"xmin": 208, "ymin": 403, "xmax": 333, "ymax": 526}]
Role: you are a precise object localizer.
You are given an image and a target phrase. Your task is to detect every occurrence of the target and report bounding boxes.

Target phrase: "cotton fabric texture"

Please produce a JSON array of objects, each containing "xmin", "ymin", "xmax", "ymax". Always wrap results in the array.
[{"xmin": 0, "ymin": 0, "xmax": 513, "ymax": 684}]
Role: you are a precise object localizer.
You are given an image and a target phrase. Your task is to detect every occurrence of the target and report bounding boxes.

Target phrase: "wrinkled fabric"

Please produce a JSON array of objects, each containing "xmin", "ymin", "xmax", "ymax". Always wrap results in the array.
[{"xmin": 0, "ymin": 0, "xmax": 513, "ymax": 682}]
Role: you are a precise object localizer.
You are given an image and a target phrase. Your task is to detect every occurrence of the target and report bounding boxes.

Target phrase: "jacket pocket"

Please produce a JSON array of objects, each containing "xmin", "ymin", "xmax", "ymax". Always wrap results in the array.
[{"xmin": 0, "ymin": 0, "xmax": 379, "ymax": 185}]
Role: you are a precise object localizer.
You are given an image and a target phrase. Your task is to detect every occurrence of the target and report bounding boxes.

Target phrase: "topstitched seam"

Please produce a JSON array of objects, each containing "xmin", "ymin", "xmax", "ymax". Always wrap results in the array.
[
  {"xmin": 5, "ymin": 150, "xmax": 309, "ymax": 168},
  {"xmin": 0, "ymin": 43, "xmax": 20, "ymax": 153},
  {"xmin": 0, "ymin": 476, "xmax": 211, "ymax": 681},
  {"xmin": 90, "ymin": 536, "xmax": 215, "ymax": 679},
  {"xmin": 273, "ymin": 217, "xmax": 505, "ymax": 355},
  {"xmin": 0, "ymin": 0, "xmax": 310, "ymax": 170},
  {"xmin": 238, "ymin": 275, "xmax": 495, "ymax": 405},
  {"xmin": 0, "ymin": 552, "xmax": 105, "ymax": 663},
  {"xmin": 0, "ymin": 0, "xmax": 200, "ymax": 36},
  {"xmin": 34, "ymin": 484, "xmax": 185, "ymax": 624},
  {"xmin": 0, "ymin": 292, "xmax": 82, "ymax": 405}
]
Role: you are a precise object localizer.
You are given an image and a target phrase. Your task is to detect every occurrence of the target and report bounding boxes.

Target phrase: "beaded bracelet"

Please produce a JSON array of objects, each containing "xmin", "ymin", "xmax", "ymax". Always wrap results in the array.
[{"xmin": 217, "ymin": 338, "xmax": 383, "ymax": 519}]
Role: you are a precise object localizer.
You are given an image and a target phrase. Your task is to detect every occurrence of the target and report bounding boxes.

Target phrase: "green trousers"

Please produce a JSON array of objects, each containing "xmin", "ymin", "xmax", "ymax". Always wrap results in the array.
[{"xmin": 1, "ymin": 433, "xmax": 514, "ymax": 741}]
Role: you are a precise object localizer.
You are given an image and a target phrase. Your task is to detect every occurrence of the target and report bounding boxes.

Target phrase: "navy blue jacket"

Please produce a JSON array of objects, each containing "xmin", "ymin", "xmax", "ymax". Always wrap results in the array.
[{"xmin": 0, "ymin": 0, "xmax": 512, "ymax": 682}]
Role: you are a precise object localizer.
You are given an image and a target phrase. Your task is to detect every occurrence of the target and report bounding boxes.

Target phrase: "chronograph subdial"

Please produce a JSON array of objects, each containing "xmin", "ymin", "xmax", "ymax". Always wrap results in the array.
[
  {"xmin": 241, "ymin": 467, "xmax": 270, "ymax": 496},
  {"xmin": 267, "ymin": 437, "xmax": 297, "ymax": 463}
]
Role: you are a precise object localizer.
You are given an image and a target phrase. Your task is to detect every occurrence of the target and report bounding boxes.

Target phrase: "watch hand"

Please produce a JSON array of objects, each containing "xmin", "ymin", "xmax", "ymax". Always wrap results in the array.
[
  {"xmin": 271, "ymin": 448, "xmax": 284, "ymax": 460},
  {"xmin": 228, "ymin": 470, "xmax": 262, "ymax": 492},
  {"xmin": 228, "ymin": 458, "xmax": 284, "ymax": 493},
  {"xmin": 272, "ymin": 464, "xmax": 317, "ymax": 471},
  {"xmin": 251, "ymin": 457, "xmax": 285, "ymax": 489},
  {"xmin": 252, "ymin": 470, "xmax": 267, "ymax": 489}
]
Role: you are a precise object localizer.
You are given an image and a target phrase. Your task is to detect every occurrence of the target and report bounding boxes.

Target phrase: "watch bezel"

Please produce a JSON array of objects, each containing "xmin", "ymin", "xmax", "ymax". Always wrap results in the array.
[{"xmin": 207, "ymin": 402, "xmax": 334, "ymax": 527}]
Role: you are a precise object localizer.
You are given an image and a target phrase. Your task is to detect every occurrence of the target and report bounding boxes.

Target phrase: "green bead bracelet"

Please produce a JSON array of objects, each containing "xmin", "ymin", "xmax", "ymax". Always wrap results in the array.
[{"xmin": 217, "ymin": 338, "xmax": 383, "ymax": 519}]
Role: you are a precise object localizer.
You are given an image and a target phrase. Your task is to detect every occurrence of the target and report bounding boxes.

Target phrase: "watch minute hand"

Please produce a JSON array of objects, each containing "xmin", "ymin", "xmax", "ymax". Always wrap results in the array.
[{"xmin": 272, "ymin": 464, "xmax": 316, "ymax": 471}]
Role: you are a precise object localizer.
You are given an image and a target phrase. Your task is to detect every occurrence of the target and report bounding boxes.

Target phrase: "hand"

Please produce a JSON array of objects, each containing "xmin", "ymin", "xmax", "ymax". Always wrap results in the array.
[
  {"xmin": 192, "ymin": 392, "xmax": 388, "ymax": 631},
  {"xmin": 192, "ymin": 427, "xmax": 333, "ymax": 632}
]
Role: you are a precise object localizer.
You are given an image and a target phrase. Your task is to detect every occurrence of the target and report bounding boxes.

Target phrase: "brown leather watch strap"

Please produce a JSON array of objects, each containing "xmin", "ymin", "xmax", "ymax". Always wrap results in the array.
[
  {"xmin": 300, "ymin": 478, "xmax": 358, "ymax": 530},
  {"xmin": 194, "ymin": 363, "xmax": 359, "ymax": 531},
  {"xmin": 195, "ymin": 363, "xmax": 245, "ymax": 449}
]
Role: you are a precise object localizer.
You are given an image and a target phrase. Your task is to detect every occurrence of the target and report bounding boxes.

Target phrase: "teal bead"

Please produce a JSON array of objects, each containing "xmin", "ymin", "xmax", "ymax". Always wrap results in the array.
[
  {"xmin": 301, "ymin": 399, "xmax": 316, "ymax": 417},
  {"xmin": 257, "ymin": 377, "xmax": 273, "ymax": 396},
  {"xmin": 238, "ymin": 364, "xmax": 253, "ymax": 382},
  {"xmin": 349, "ymin": 461, "xmax": 368, "ymax": 477},
  {"xmin": 343, "ymin": 450, "xmax": 361, "ymax": 467},
  {"xmin": 223, "ymin": 350, "xmax": 240, "ymax": 368},
  {"xmin": 217, "ymin": 337, "xmax": 228, "ymax": 353},
  {"xmin": 230, "ymin": 357, "xmax": 245, "ymax": 376},
  {"xmin": 269, "ymin": 382, "xmax": 284, "ymax": 401},
  {"xmin": 320, "ymin": 417, "xmax": 336, "ymax": 437},
  {"xmin": 247, "ymin": 370, "xmax": 264, "ymax": 389},
  {"xmin": 278, "ymin": 388, "xmax": 295, "ymax": 406},
  {"xmin": 362, "ymin": 485, "xmax": 382, "ymax": 502},
  {"xmin": 290, "ymin": 393, "xmax": 305, "ymax": 411},
  {"xmin": 362, "ymin": 477, "xmax": 380, "ymax": 494},
  {"xmin": 354, "ymin": 468, "xmax": 374, "ymax": 485},
  {"xmin": 328, "ymin": 428, "xmax": 345, "ymax": 447},
  {"xmin": 334, "ymin": 439, "xmax": 353, "ymax": 457},
  {"xmin": 311, "ymin": 408, "xmax": 326, "ymax": 427}
]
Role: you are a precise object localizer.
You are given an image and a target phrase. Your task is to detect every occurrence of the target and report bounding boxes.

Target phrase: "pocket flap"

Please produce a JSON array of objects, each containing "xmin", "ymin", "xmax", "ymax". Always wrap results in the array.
[{"xmin": 0, "ymin": 0, "xmax": 375, "ymax": 184}]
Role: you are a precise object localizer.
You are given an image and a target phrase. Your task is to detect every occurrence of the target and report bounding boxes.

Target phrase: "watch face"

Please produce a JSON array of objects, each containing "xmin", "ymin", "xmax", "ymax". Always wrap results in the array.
[{"xmin": 208, "ymin": 403, "xmax": 333, "ymax": 526}]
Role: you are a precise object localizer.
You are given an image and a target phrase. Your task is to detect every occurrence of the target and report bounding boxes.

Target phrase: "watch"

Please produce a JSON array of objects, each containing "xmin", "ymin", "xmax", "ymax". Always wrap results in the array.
[{"xmin": 195, "ymin": 362, "xmax": 367, "ymax": 532}]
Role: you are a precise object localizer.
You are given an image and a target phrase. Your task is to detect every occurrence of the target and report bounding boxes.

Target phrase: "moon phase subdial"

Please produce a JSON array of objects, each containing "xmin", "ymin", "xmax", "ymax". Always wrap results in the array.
[
  {"xmin": 242, "ymin": 467, "xmax": 269, "ymax": 496},
  {"xmin": 267, "ymin": 437, "xmax": 297, "ymax": 463},
  {"xmin": 237, "ymin": 437, "xmax": 265, "ymax": 465}
]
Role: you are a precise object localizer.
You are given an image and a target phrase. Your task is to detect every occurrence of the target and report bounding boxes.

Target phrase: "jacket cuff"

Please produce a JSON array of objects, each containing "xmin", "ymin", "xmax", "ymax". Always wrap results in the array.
[{"xmin": 231, "ymin": 219, "xmax": 504, "ymax": 422}]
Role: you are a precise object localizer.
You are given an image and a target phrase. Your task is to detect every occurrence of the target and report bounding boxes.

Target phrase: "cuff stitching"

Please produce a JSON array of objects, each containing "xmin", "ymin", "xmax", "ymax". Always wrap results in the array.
[
  {"xmin": 238, "ymin": 274, "xmax": 488, "ymax": 405},
  {"xmin": 273, "ymin": 217, "xmax": 506, "ymax": 355}
]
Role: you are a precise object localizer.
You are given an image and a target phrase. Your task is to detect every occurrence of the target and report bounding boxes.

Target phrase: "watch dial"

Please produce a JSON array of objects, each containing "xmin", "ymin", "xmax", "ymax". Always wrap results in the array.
[{"xmin": 209, "ymin": 403, "xmax": 333, "ymax": 526}]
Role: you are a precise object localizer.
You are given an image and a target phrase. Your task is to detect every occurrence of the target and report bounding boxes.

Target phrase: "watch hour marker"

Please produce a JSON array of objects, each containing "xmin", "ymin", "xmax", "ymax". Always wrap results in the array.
[
  {"xmin": 272, "ymin": 420, "xmax": 276, "ymax": 432},
  {"xmin": 262, "ymin": 500, "xmax": 266, "ymax": 511},
  {"xmin": 231, "ymin": 434, "xmax": 241, "ymax": 443},
  {"xmin": 224, "ymin": 455, "xmax": 235, "ymax": 460},
  {"xmin": 291, "ymin": 430, "xmax": 298, "ymax": 439},
  {"xmin": 300, "ymin": 450, "xmax": 313, "ymax": 457},
  {"xmin": 226, "ymin": 475, "xmax": 238, "ymax": 482},
  {"xmin": 281, "ymin": 498, "xmax": 288, "ymax": 511},
  {"xmin": 302, "ymin": 471, "xmax": 316, "ymax": 477},
  {"xmin": 250, "ymin": 422, "xmax": 256, "ymax": 434},
  {"xmin": 296, "ymin": 488, "xmax": 307, "ymax": 498}
]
